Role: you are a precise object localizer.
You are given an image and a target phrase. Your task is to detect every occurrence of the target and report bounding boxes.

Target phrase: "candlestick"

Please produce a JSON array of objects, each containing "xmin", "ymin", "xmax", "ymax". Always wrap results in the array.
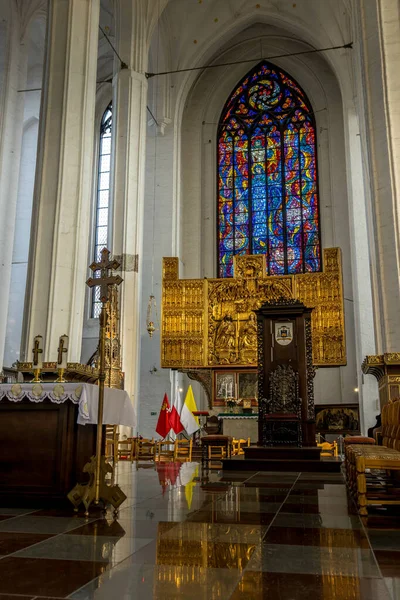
[
  {"xmin": 57, "ymin": 335, "xmax": 69, "ymax": 369},
  {"xmin": 32, "ymin": 335, "xmax": 43, "ymax": 369}
]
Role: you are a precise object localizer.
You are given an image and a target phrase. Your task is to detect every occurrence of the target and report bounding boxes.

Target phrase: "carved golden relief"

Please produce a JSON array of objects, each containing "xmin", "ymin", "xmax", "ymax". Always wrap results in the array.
[{"xmin": 161, "ymin": 248, "xmax": 346, "ymax": 368}]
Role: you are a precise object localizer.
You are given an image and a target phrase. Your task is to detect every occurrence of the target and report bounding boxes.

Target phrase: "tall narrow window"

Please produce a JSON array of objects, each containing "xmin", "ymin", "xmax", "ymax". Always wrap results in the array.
[
  {"xmin": 217, "ymin": 61, "xmax": 321, "ymax": 278},
  {"xmin": 92, "ymin": 103, "xmax": 112, "ymax": 317}
]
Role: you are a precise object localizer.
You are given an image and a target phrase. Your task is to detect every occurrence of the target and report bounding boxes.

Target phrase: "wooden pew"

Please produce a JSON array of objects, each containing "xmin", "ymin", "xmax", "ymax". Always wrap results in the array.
[{"xmin": 345, "ymin": 398, "xmax": 400, "ymax": 514}]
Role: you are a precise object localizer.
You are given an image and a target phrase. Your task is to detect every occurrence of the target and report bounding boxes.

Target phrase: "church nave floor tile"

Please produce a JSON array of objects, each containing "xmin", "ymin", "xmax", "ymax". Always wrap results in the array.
[
  {"xmin": 263, "ymin": 526, "xmax": 371, "ymax": 548},
  {"xmin": 246, "ymin": 543, "xmax": 381, "ymax": 577},
  {"xmin": 0, "ymin": 516, "xmax": 99, "ymax": 535},
  {"xmin": 14, "ymin": 534, "xmax": 154, "ymax": 566},
  {"xmin": 0, "ymin": 463, "xmax": 398, "ymax": 599},
  {"xmin": 0, "ymin": 531, "xmax": 55, "ymax": 556},
  {"xmin": 229, "ymin": 572, "xmax": 392, "ymax": 600},
  {"xmin": 0, "ymin": 556, "xmax": 106, "ymax": 597}
]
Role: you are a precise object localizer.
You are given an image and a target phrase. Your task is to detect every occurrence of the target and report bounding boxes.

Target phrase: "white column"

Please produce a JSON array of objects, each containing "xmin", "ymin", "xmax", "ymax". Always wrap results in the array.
[
  {"xmin": 344, "ymin": 106, "xmax": 379, "ymax": 433},
  {"xmin": 376, "ymin": 0, "xmax": 400, "ymax": 350},
  {"xmin": 23, "ymin": 0, "xmax": 100, "ymax": 361},
  {"xmin": 112, "ymin": 0, "xmax": 148, "ymax": 410},
  {"xmin": 358, "ymin": 0, "xmax": 400, "ymax": 352},
  {"xmin": 0, "ymin": 3, "xmax": 25, "ymax": 369}
]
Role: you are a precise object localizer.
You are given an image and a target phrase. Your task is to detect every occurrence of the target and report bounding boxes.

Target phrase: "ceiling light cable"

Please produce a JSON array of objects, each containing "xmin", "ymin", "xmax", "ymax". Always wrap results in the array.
[{"xmin": 145, "ymin": 42, "xmax": 353, "ymax": 78}]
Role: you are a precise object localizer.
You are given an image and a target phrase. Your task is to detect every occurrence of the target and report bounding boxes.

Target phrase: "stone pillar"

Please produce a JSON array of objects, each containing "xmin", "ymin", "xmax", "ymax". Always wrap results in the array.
[
  {"xmin": 0, "ymin": 3, "xmax": 24, "ymax": 369},
  {"xmin": 111, "ymin": 0, "xmax": 148, "ymax": 410},
  {"xmin": 23, "ymin": 0, "xmax": 100, "ymax": 361},
  {"xmin": 358, "ymin": 0, "xmax": 400, "ymax": 352},
  {"xmin": 343, "ymin": 105, "xmax": 379, "ymax": 433}
]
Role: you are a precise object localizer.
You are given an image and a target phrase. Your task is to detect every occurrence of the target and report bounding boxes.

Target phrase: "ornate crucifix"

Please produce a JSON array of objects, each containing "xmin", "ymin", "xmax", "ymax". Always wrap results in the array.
[
  {"xmin": 68, "ymin": 248, "xmax": 125, "ymax": 514},
  {"xmin": 86, "ymin": 248, "xmax": 123, "ymax": 303}
]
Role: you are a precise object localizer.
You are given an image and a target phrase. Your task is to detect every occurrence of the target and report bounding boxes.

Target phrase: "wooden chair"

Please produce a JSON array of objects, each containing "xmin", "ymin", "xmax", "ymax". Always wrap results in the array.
[
  {"xmin": 105, "ymin": 425, "xmax": 119, "ymax": 463},
  {"xmin": 117, "ymin": 437, "xmax": 135, "ymax": 461},
  {"xmin": 156, "ymin": 440, "xmax": 175, "ymax": 462},
  {"xmin": 204, "ymin": 416, "xmax": 222, "ymax": 435},
  {"xmin": 201, "ymin": 435, "xmax": 233, "ymax": 465},
  {"xmin": 238, "ymin": 438, "xmax": 250, "ymax": 455},
  {"xmin": 136, "ymin": 438, "xmax": 156, "ymax": 462},
  {"xmin": 174, "ymin": 439, "xmax": 193, "ymax": 462},
  {"xmin": 232, "ymin": 439, "xmax": 241, "ymax": 456},
  {"xmin": 317, "ymin": 441, "xmax": 338, "ymax": 457},
  {"xmin": 207, "ymin": 444, "xmax": 227, "ymax": 460}
]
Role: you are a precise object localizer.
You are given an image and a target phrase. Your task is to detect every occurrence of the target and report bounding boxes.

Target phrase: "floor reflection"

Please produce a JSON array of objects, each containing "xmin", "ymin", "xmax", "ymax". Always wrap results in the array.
[{"xmin": 0, "ymin": 462, "xmax": 399, "ymax": 599}]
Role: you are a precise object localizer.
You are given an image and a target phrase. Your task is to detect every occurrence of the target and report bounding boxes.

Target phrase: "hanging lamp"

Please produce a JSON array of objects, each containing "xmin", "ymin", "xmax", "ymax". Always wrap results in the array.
[{"xmin": 146, "ymin": 294, "xmax": 159, "ymax": 338}]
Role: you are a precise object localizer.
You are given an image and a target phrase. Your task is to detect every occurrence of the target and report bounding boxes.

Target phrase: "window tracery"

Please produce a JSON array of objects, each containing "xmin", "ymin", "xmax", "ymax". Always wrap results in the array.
[{"xmin": 217, "ymin": 62, "xmax": 321, "ymax": 278}]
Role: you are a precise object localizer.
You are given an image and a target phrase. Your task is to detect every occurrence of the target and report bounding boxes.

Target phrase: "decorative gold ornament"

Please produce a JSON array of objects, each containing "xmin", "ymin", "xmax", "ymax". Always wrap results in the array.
[{"xmin": 161, "ymin": 248, "xmax": 346, "ymax": 369}]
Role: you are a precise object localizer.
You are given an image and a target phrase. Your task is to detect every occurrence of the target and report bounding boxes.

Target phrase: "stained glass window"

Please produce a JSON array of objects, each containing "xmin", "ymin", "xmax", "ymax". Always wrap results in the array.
[
  {"xmin": 217, "ymin": 62, "xmax": 321, "ymax": 278},
  {"xmin": 92, "ymin": 103, "xmax": 112, "ymax": 318}
]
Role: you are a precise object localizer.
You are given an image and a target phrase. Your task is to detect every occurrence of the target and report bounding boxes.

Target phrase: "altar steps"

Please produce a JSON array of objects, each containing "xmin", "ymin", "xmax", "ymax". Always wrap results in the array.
[
  {"xmin": 222, "ymin": 445, "xmax": 342, "ymax": 473},
  {"xmin": 222, "ymin": 456, "xmax": 342, "ymax": 473}
]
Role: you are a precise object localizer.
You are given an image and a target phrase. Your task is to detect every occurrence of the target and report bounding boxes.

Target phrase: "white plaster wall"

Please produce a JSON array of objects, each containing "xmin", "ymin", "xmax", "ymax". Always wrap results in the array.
[{"xmin": 137, "ymin": 66, "xmax": 205, "ymax": 437}]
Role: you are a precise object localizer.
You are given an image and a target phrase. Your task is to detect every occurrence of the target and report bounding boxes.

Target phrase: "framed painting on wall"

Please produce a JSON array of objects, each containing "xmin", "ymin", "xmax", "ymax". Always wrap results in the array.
[
  {"xmin": 215, "ymin": 372, "xmax": 235, "ymax": 400},
  {"xmin": 238, "ymin": 372, "xmax": 258, "ymax": 400},
  {"xmin": 315, "ymin": 404, "xmax": 360, "ymax": 434}
]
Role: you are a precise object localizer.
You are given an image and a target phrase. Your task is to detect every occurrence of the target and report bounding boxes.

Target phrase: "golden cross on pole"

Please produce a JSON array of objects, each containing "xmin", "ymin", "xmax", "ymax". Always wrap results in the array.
[
  {"xmin": 68, "ymin": 248, "xmax": 125, "ymax": 515},
  {"xmin": 86, "ymin": 248, "xmax": 123, "ymax": 302},
  {"xmin": 88, "ymin": 248, "xmax": 123, "ymax": 509}
]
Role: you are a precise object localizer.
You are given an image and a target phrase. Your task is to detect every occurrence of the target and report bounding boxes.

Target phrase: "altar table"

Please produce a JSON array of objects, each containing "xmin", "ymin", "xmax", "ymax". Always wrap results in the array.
[
  {"xmin": 0, "ymin": 382, "xmax": 136, "ymax": 427},
  {"xmin": 0, "ymin": 383, "xmax": 135, "ymax": 506},
  {"xmin": 219, "ymin": 414, "xmax": 258, "ymax": 443}
]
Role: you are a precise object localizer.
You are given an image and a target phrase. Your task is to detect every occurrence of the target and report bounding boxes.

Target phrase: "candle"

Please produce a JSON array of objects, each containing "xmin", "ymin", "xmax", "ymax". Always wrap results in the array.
[
  {"xmin": 32, "ymin": 335, "xmax": 43, "ymax": 369},
  {"xmin": 57, "ymin": 334, "xmax": 69, "ymax": 369}
]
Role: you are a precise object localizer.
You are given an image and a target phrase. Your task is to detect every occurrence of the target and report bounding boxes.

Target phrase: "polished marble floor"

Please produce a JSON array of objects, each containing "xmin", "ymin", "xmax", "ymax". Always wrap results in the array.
[{"xmin": 0, "ymin": 462, "xmax": 399, "ymax": 599}]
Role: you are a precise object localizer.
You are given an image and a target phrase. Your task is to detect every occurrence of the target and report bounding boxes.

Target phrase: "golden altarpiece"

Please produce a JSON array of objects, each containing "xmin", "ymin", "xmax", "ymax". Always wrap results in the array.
[{"xmin": 161, "ymin": 248, "xmax": 346, "ymax": 431}]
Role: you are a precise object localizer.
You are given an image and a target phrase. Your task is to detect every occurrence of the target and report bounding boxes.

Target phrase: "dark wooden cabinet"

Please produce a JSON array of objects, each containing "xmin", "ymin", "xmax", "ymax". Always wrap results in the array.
[
  {"xmin": 256, "ymin": 300, "xmax": 316, "ymax": 447},
  {"xmin": 0, "ymin": 398, "xmax": 97, "ymax": 506}
]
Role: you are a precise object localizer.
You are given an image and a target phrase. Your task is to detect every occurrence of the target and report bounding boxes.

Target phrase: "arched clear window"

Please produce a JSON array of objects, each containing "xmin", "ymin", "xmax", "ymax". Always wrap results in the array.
[
  {"xmin": 217, "ymin": 61, "xmax": 321, "ymax": 278},
  {"xmin": 92, "ymin": 103, "xmax": 112, "ymax": 317}
]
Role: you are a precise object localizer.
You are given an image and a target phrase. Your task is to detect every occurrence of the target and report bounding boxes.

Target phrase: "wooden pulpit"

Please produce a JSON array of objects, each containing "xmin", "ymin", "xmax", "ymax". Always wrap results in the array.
[{"xmin": 256, "ymin": 299, "xmax": 316, "ymax": 447}]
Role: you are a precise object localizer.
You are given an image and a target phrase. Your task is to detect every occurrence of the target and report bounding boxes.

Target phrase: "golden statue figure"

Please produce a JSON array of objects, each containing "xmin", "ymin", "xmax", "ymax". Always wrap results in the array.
[
  {"xmin": 215, "ymin": 314, "xmax": 236, "ymax": 350},
  {"xmin": 239, "ymin": 313, "xmax": 257, "ymax": 363},
  {"xmin": 214, "ymin": 313, "xmax": 236, "ymax": 363}
]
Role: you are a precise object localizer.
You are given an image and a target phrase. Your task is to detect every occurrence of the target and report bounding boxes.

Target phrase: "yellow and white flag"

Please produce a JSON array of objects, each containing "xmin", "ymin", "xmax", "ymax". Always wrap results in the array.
[{"xmin": 180, "ymin": 385, "xmax": 200, "ymax": 435}]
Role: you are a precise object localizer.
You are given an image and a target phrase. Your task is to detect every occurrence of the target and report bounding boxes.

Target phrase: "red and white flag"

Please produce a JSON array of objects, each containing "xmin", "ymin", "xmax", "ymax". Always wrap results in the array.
[{"xmin": 170, "ymin": 386, "xmax": 184, "ymax": 434}]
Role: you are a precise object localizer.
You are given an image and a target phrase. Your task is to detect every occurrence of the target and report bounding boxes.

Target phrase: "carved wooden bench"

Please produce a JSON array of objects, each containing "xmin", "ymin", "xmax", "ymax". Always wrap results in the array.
[
  {"xmin": 345, "ymin": 398, "xmax": 400, "ymax": 514},
  {"xmin": 346, "ymin": 444, "xmax": 400, "ymax": 514}
]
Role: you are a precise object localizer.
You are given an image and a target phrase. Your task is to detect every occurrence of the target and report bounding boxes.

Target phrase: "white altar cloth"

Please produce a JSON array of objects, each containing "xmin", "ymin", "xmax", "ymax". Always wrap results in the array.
[{"xmin": 0, "ymin": 382, "xmax": 135, "ymax": 428}]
